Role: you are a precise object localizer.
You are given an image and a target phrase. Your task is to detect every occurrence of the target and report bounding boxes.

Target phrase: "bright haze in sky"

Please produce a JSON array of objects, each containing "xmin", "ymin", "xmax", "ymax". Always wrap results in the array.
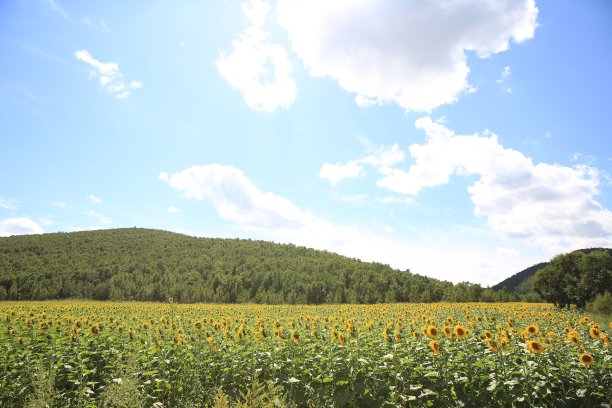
[{"xmin": 1, "ymin": 0, "xmax": 611, "ymax": 286}]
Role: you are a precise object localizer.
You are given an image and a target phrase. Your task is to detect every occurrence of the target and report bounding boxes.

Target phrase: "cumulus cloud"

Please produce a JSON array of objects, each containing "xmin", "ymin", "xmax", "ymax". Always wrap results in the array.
[
  {"xmin": 160, "ymin": 163, "xmax": 538, "ymax": 285},
  {"xmin": 277, "ymin": 0, "xmax": 537, "ymax": 111},
  {"xmin": 167, "ymin": 206, "xmax": 180, "ymax": 213},
  {"xmin": 375, "ymin": 117, "xmax": 612, "ymax": 250},
  {"xmin": 216, "ymin": 0, "xmax": 297, "ymax": 112},
  {"xmin": 159, "ymin": 164, "xmax": 312, "ymax": 229},
  {"xmin": 0, "ymin": 217, "xmax": 44, "ymax": 236},
  {"xmin": 74, "ymin": 49, "xmax": 144, "ymax": 98}
]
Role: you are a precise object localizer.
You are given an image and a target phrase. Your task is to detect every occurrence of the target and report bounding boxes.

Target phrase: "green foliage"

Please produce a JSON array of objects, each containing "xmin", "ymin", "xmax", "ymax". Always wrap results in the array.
[
  {"xmin": 491, "ymin": 262, "xmax": 548, "ymax": 293},
  {"xmin": 0, "ymin": 228, "xmax": 512, "ymax": 304},
  {"xmin": 587, "ymin": 292, "xmax": 612, "ymax": 315},
  {"xmin": 1, "ymin": 301, "xmax": 611, "ymax": 407},
  {"xmin": 534, "ymin": 249, "xmax": 612, "ymax": 308}
]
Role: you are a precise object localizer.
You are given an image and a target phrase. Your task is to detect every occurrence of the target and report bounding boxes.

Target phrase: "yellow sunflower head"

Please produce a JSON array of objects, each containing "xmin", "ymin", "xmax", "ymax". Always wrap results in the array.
[
  {"xmin": 453, "ymin": 325, "xmax": 468, "ymax": 339},
  {"xmin": 526, "ymin": 340, "xmax": 543, "ymax": 353},
  {"xmin": 589, "ymin": 326, "xmax": 600, "ymax": 339},
  {"xmin": 429, "ymin": 339, "xmax": 441, "ymax": 356},
  {"xmin": 426, "ymin": 325, "xmax": 439, "ymax": 338},
  {"xmin": 525, "ymin": 324, "xmax": 539, "ymax": 336},
  {"xmin": 579, "ymin": 353, "xmax": 594, "ymax": 366}
]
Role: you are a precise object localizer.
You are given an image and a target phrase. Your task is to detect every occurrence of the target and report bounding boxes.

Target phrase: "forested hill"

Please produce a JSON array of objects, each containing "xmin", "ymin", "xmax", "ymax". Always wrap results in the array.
[
  {"xmin": 491, "ymin": 262, "xmax": 548, "ymax": 294},
  {"xmin": 491, "ymin": 248, "xmax": 612, "ymax": 295},
  {"xmin": 0, "ymin": 228, "xmax": 467, "ymax": 304}
]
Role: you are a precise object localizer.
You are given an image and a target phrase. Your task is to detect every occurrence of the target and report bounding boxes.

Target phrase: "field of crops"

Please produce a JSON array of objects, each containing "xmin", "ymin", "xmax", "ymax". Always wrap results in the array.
[{"xmin": 0, "ymin": 301, "xmax": 610, "ymax": 407}]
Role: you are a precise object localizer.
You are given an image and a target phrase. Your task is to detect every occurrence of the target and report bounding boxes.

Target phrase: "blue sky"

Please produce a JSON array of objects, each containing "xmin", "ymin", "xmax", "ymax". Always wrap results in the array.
[{"xmin": 1, "ymin": 0, "xmax": 611, "ymax": 286}]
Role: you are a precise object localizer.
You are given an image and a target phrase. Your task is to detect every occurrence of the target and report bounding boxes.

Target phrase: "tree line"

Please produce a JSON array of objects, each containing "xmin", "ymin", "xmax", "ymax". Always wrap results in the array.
[
  {"xmin": 0, "ymin": 228, "xmax": 528, "ymax": 304},
  {"xmin": 533, "ymin": 249, "xmax": 612, "ymax": 309}
]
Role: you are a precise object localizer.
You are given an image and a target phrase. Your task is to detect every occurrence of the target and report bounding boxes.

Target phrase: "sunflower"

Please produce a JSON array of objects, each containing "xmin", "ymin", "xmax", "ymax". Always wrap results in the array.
[
  {"xmin": 483, "ymin": 330, "xmax": 492, "ymax": 339},
  {"xmin": 337, "ymin": 331, "xmax": 346, "ymax": 347},
  {"xmin": 579, "ymin": 353, "xmax": 594, "ymax": 366},
  {"xmin": 443, "ymin": 326, "xmax": 452, "ymax": 337},
  {"xmin": 426, "ymin": 325, "xmax": 439, "ymax": 338},
  {"xmin": 486, "ymin": 339, "xmax": 499, "ymax": 353},
  {"xmin": 429, "ymin": 339, "xmax": 441, "ymax": 356},
  {"xmin": 567, "ymin": 330, "xmax": 580, "ymax": 345},
  {"xmin": 207, "ymin": 336, "xmax": 216, "ymax": 350},
  {"xmin": 525, "ymin": 324, "xmax": 539, "ymax": 336},
  {"xmin": 453, "ymin": 325, "xmax": 468, "ymax": 339},
  {"xmin": 526, "ymin": 340, "xmax": 543, "ymax": 353},
  {"xmin": 500, "ymin": 337, "xmax": 509, "ymax": 349},
  {"xmin": 589, "ymin": 326, "xmax": 600, "ymax": 339}
]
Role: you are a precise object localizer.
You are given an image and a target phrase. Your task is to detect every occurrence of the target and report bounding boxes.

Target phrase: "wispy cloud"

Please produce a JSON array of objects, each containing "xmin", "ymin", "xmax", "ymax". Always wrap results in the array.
[
  {"xmin": 319, "ymin": 161, "xmax": 364, "ymax": 186},
  {"xmin": 167, "ymin": 206, "xmax": 180, "ymax": 213},
  {"xmin": 84, "ymin": 210, "xmax": 111, "ymax": 225},
  {"xmin": 74, "ymin": 49, "xmax": 144, "ymax": 99},
  {"xmin": 0, "ymin": 197, "xmax": 19, "ymax": 210},
  {"xmin": 496, "ymin": 66, "xmax": 512, "ymax": 93},
  {"xmin": 216, "ymin": 0, "xmax": 297, "ymax": 112},
  {"xmin": 319, "ymin": 144, "xmax": 404, "ymax": 186},
  {"xmin": 39, "ymin": 0, "xmax": 69, "ymax": 20},
  {"xmin": 83, "ymin": 16, "xmax": 111, "ymax": 32},
  {"xmin": 87, "ymin": 194, "xmax": 103, "ymax": 204}
]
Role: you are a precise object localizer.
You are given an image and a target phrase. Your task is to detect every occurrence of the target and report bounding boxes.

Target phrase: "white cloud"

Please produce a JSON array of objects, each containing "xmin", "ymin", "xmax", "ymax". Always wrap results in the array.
[
  {"xmin": 87, "ymin": 194, "xmax": 103, "ymax": 204},
  {"xmin": 84, "ymin": 210, "xmax": 111, "ymax": 225},
  {"xmin": 160, "ymin": 163, "xmax": 539, "ymax": 285},
  {"xmin": 74, "ymin": 49, "xmax": 144, "ymax": 98},
  {"xmin": 496, "ymin": 66, "xmax": 512, "ymax": 93},
  {"xmin": 319, "ymin": 160, "xmax": 364, "ymax": 186},
  {"xmin": 0, "ymin": 217, "xmax": 44, "ymax": 236},
  {"xmin": 277, "ymin": 0, "xmax": 537, "ymax": 111},
  {"xmin": 41, "ymin": 0, "xmax": 68, "ymax": 20},
  {"xmin": 375, "ymin": 117, "xmax": 612, "ymax": 251},
  {"xmin": 53, "ymin": 201, "xmax": 68, "ymax": 208},
  {"xmin": 0, "ymin": 197, "xmax": 18, "ymax": 210},
  {"xmin": 496, "ymin": 247, "xmax": 520, "ymax": 256},
  {"xmin": 216, "ymin": 0, "xmax": 297, "ymax": 112},
  {"xmin": 167, "ymin": 206, "xmax": 180, "ymax": 213},
  {"xmin": 160, "ymin": 164, "xmax": 312, "ymax": 229},
  {"xmin": 376, "ymin": 196, "xmax": 414, "ymax": 205},
  {"xmin": 320, "ymin": 144, "xmax": 404, "ymax": 186}
]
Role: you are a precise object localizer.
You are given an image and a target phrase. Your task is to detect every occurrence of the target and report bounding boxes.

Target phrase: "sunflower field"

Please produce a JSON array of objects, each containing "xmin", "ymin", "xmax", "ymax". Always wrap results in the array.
[{"xmin": 0, "ymin": 301, "xmax": 610, "ymax": 407}]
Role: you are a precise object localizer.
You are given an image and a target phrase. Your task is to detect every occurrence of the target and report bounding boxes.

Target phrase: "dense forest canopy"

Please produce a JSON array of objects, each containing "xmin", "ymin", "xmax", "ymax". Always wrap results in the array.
[
  {"xmin": 533, "ymin": 249, "xmax": 612, "ymax": 308},
  {"xmin": 0, "ymin": 228, "xmax": 506, "ymax": 304}
]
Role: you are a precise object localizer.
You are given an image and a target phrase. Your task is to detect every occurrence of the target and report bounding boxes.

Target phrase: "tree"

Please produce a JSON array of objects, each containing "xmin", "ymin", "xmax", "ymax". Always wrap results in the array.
[{"xmin": 534, "ymin": 250, "xmax": 612, "ymax": 308}]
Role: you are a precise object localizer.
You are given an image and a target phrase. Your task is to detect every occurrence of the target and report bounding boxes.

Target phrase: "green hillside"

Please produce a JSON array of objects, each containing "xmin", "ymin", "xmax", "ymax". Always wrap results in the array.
[
  {"xmin": 492, "ymin": 248, "xmax": 612, "ymax": 296},
  {"xmin": 491, "ymin": 262, "xmax": 548, "ymax": 294},
  {"xmin": 0, "ymin": 228, "xmax": 463, "ymax": 304}
]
